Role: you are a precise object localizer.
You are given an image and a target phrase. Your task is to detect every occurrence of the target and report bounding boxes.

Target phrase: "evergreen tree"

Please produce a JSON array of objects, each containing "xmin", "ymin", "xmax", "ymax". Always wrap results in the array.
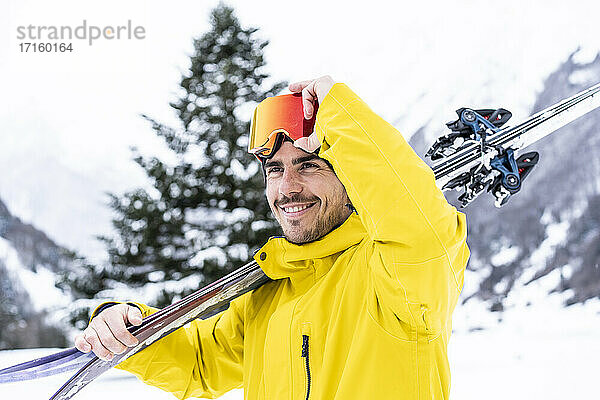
[{"xmin": 63, "ymin": 3, "xmax": 285, "ymax": 313}]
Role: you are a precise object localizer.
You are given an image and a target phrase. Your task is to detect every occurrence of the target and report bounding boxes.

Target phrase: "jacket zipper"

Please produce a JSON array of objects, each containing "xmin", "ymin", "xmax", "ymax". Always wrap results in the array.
[{"xmin": 301, "ymin": 335, "xmax": 312, "ymax": 400}]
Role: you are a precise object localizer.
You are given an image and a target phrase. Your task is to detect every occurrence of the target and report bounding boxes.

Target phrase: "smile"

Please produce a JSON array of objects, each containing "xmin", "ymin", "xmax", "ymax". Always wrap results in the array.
[{"xmin": 279, "ymin": 202, "xmax": 316, "ymax": 217}]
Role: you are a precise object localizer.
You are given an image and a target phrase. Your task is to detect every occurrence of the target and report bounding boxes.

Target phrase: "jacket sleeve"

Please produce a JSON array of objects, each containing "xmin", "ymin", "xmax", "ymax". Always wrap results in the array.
[
  {"xmin": 315, "ymin": 83, "xmax": 469, "ymax": 334},
  {"xmin": 113, "ymin": 295, "xmax": 246, "ymax": 400}
]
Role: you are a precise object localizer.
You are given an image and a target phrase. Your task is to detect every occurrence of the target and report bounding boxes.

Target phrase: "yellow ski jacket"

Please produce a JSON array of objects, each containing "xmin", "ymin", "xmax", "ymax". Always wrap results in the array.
[{"xmin": 115, "ymin": 83, "xmax": 470, "ymax": 399}]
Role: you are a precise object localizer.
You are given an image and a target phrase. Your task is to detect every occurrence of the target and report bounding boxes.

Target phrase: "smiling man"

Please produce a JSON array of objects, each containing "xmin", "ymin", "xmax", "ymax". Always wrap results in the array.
[
  {"xmin": 264, "ymin": 146, "xmax": 352, "ymax": 244},
  {"xmin": 75, "ymin": 76, "xmax": 470, "ymax": 400}
]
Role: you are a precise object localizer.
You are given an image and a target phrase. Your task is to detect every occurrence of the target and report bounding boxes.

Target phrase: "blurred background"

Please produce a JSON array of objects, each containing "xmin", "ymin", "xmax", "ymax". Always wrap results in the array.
[{"xmin": 1, "ymin": 0, "xmax": 599, "ymax": 399}]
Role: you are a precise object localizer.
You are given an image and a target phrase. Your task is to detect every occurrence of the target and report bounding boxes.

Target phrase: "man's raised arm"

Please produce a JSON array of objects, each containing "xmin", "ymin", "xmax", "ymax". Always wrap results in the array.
[
  {"xmin": 291, "ymin": 77, "xmax": 465, "ymax": 259},
  {"xmin": 291, "ymin": 77, "xmax": 469, "ymax": 337}
]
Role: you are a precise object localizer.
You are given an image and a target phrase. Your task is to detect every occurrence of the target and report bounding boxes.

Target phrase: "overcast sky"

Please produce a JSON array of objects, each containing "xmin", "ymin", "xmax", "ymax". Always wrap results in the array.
[{"xmin": 0, "ymin": 0, "xmax": 598, "ymax": 258}]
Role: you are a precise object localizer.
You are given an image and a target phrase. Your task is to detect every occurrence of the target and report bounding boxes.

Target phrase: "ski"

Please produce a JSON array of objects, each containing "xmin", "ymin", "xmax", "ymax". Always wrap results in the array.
[
  {"xmin": 428, "ymin": 82, "xmax": 600, "ymax": 206},
  {"xmin": 0, "ymin": 348, "xmax": 93, "ymax": 383},
  {"xmin": 51, "ymin": 260, "xmax": 269, "ymax": 400},
  {"xmin": 1, "ymin": 82, "xmax": 599, "ymax": 400},
  {"xmin": 0, "ymin": 260, "xmax": 270, "ymax": 399}
]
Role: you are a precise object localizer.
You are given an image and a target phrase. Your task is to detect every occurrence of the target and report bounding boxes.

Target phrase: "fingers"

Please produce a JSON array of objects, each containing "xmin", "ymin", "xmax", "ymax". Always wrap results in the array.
[
  {"xmin": 126, "ymin": 305, "xmax": 143, "ymax": 326},
  {"xmin": 289, "ymin": 79, "xmax": 317, "ymax": 119},
  {"xmin": 95, "ymin": 320, "xmax": 128, "ymax": 354},
  {"xmin": 74, "ymin": 333, "xmax": 91, "ymax": 353},
  {"xmin": 302, "ymin": 85, "xmax": 317, "ymax": 119},
  {"xmin": 289, "ymin": 76, "xmax": 336, "ymax": 119},
  {"xmin": 288, "ymin": 80, "xmax": 313, "ymax": 93},
  {"xmin": 102, "ymin": 307, "xmax": 140, "ymax": 347},
  {"xmin": 74, "ymin": 304, "xmax": 141, "ymax": 361},
  {"xmin": 82, "ymin": 326, "xmax": 114, "ymax": 361}
]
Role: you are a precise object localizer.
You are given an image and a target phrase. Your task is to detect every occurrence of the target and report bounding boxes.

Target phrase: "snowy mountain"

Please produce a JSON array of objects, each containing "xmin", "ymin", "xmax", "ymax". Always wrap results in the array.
[
  {"xmin": 0, "ymin": 139, "xmax": 143, "ymax": 264},
  {"xmin": 410, "ymin": 50, "xmax": 600, "ymax": 319},
  {"xmin": 0, "ymin": 197, "xmax": 72, "ymax": 349}
]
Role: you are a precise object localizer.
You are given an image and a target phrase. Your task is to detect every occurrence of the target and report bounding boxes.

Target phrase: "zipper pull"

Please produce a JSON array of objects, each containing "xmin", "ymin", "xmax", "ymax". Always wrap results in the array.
[
  {"xmin": 301, "ymin": 335, "xmax": 309, "ymax": 357},
  {"xmin": 301, "ymin": 334, "xmax": 312, "ymax": 400}
]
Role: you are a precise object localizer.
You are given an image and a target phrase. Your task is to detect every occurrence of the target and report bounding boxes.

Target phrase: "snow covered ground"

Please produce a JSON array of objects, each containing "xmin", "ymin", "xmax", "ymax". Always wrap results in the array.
[
  {"xmin": 450, "ymin": 301, "xmax": 600, "ymax": 399},
  {"xmin": 450, "ymin": 329, "xmax": 600, "ymax": 399},
  {"xmin": 2, "ymin": 295, "xmax": 599, "ymax": 400}
]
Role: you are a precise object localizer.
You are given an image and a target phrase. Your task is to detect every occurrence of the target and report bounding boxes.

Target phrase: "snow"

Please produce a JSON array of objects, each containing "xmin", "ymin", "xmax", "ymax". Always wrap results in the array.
[
  {"xmin": 72, "ymin": 274, "xmax": 209, "ymax": 313},
  {"xmin": 453, "ymin": 286, "xmax": 600, "ymax": 399},
  {"xmin": 0, "ymin": 237, "xmax": 69, "ymax": 312},
  {"xmin": 569, "ymin": 68, "xmax": 600, "ymax": 86},
  {"xmin": 450, "ymin": 274, "xmax": 600, "ymax": 398},
  {"xmin": 450, "ymin": 324, "xmax": 600, "ymax": 399},
  {"xmin": 490, "ymin": 245, "xmax": 520, "ymax": 267}
]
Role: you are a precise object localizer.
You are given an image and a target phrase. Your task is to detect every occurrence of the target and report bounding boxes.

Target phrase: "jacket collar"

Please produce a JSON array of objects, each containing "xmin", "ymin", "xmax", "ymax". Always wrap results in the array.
[{"xmin": 254, "ymin": 213, "xmax": 366, "ymax": 280}]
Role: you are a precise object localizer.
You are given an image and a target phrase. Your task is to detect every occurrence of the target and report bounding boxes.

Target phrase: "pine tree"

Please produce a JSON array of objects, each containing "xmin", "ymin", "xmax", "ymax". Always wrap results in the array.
[{"xmin": 63, "ymin": 3, "xmax": 285, "ymax": 313}]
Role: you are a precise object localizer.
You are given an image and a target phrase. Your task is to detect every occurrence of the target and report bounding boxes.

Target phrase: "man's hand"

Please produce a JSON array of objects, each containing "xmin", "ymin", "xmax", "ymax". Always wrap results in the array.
[
  {"xmin": 289, "ymin": 75, "xmax": 335, "ymax": 119},
  {"xmin": 74, "ymin": 304, "xmax": 142, "ymax": 361},
  {"xmin": 288, "ymin": 75, "xmax": 335, "ymax": 153}
]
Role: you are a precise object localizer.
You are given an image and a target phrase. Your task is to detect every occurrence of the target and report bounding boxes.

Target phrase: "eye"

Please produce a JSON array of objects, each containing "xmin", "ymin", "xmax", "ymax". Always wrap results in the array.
[
  {"xmin": 300, "ymin": 162, "xmax": 319, "ymax": 170},
  {"xmin": 266, "ymin": 166, "xmax": 283, "ymax": 176}
]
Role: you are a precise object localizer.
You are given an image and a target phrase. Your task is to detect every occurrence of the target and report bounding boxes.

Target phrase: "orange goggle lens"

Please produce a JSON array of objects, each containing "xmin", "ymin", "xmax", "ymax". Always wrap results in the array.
[{"xmin": 249, "ymin": 93, "xmax": 317, "ymax": 158}]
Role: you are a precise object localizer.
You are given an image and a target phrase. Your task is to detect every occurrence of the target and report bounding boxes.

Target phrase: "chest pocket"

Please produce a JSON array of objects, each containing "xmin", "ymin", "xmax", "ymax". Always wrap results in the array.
[{"xmin": 367, "ymin": 249, "xmax": 446, "ymax": 341}]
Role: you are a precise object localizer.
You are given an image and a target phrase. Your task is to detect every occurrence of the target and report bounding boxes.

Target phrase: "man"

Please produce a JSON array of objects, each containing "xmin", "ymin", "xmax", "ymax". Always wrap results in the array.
[{"xmin": 75, "ymin": 76, "xmax": 470, "ymax": 399}]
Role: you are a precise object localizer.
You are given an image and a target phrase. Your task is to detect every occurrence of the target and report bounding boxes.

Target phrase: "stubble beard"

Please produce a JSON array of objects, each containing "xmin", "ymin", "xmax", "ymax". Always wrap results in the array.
[{"xmin": 283, "ymin": 202, "xmax": 351, "ymax": 244}]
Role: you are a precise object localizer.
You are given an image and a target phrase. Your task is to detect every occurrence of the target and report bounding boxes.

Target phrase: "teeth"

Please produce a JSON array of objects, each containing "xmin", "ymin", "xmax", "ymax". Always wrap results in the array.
[{"xmin": 283, "ymin": 204, "xmax": 310, "ymax": 213}]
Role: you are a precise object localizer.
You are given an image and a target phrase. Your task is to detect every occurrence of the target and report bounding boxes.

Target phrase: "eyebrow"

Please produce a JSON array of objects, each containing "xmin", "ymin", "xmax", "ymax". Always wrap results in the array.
[
  {"xmin": 292, "ymin": 154, "xmax": 321, "ymax": 165},
  {"xmin": 264, "ymin": 154, "xmax": 323, "ymax": 170}
]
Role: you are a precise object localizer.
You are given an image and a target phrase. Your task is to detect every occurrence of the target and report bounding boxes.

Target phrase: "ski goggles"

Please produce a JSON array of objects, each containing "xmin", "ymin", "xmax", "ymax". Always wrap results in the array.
[{"xmin": 248, "ymin": 93, "xmax": 317, "ymax": 159}]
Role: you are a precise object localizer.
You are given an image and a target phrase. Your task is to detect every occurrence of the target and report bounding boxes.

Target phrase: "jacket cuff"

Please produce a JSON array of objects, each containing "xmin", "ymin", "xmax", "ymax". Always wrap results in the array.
[
  {"xmin": 315, "ymin": 82, "xmax": 363, "ymax": 150},
  {"xmin": 89, "ymin": 301, "xmax": 144, "ymax": 323}
]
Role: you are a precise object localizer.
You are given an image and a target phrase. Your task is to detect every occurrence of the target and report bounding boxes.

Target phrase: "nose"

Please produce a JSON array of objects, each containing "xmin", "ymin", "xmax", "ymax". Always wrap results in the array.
[{"xmin": 278, "ymin": 169, "xmax": 303, "ymax": 198}]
